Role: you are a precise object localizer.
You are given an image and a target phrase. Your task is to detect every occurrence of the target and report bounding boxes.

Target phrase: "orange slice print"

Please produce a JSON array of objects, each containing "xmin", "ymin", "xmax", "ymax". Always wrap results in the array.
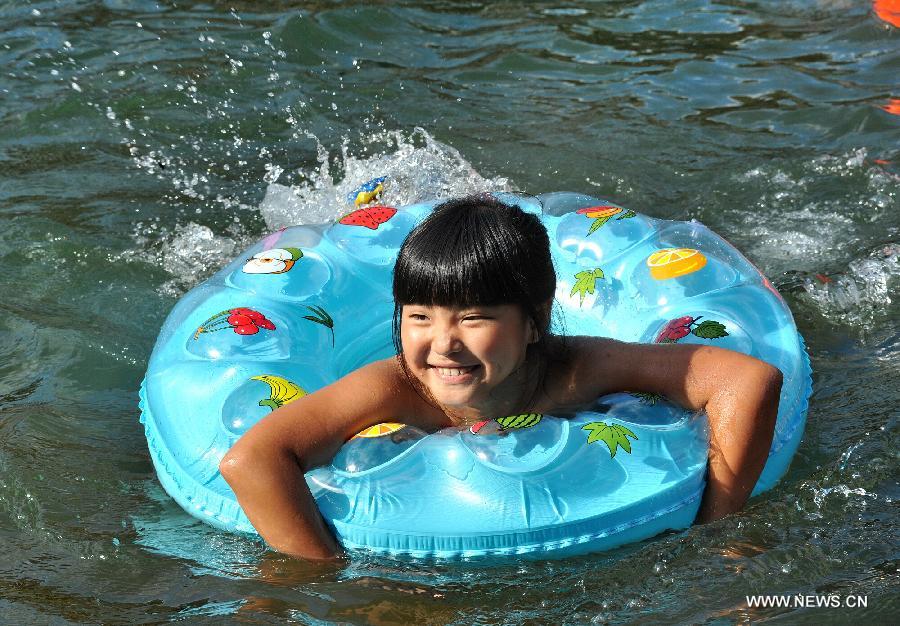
[
  {"xmin": 352, "ymin": 422, "xmax": 406, "ymax": 439},
  {"xmin": 647, "ymin": 248, "xmax": 708, "ymax": 280},
  {"xmin": 578, "ymin": 206, "xmax": 623, "ymax": 219}
]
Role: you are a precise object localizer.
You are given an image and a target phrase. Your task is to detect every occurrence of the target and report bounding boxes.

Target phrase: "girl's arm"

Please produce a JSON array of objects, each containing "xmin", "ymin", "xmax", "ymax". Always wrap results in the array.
[
  {"xmin": 219, "ymin": 358, "xmax": 437, "ymax": 560},
  {"xmin": 574, "ymin": 339, "xmax": 783, "ymax": 522}
]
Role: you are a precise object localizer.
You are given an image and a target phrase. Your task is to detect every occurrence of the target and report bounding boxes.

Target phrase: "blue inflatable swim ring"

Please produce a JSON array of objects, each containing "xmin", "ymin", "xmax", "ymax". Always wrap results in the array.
[{"xmin": 139, "ymin": 191, "xmax": 811, "ymax": 559}]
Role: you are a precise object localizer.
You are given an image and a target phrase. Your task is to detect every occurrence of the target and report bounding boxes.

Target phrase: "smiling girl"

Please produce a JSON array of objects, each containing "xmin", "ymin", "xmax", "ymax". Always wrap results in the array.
[{"xmin": 220, "ymin": 194, "xmax": 782, "ymax": 560}]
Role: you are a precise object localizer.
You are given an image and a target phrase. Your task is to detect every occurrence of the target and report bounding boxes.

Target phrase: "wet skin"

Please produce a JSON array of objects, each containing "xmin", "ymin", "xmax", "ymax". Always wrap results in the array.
[
  {"xmin": 221, "ymin": 304, "xmax": 781, "ymax": 559},
  {"xmin": 399, "ymin": 304, "xmax": 539, "ymax": 421}
]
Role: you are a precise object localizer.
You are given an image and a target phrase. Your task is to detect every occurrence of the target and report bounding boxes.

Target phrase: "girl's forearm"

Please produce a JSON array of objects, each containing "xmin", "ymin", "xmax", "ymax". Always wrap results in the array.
[
  {"xmin": 220, "ymin": 446, "xmax": 343, "ymax": 560},
  {"xmin": 695, "ymin": 363, "xmax": 782, "ymax": 522},
  {"xmin": 216, "ymin": 360, "xmax": 415, "ymax": 559}
]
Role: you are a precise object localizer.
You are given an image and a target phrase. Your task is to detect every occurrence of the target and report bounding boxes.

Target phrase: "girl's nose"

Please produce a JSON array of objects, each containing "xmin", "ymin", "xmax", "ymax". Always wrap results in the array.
[{"xmin": 433, "ymin": 326, "xmax": 462, "ymax": 356}]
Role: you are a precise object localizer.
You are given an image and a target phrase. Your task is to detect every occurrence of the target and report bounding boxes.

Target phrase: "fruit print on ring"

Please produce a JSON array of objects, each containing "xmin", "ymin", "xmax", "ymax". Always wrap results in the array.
[
  {"xmin": 470, "ymin": 413, "xmax": 543, "ymax": 435},
  {"xmin": 301, "ymin": 304, "xmax": 335, "ymax": 347},
  {"xmin": 646, "ymin": 248, "xmax": 707, "ymax": 280},
  {"xmin": 655, "ymin": 315, "xmax": 728, "ymax": 344},
  {"xmin": 352, "ymin": 423, "xmax": 406, "ymax": 439},
  {"xmin": 338, "ymin": 206, "xmax": 398, "ymax": 230},
  {"xmin": 570, "ymin": 268, "xmax": 605, "ymax": 306},
  {"xmin": 577, "ymin": 205, "xmax": 636, "ymax": 236},
  {"xmin": 242, "ymin": 247, "xmax": 303, "ymax": 274},
  {"xmin": 252, "ymin": 374, "xmax": 306, "ymax": 411},
  {"xmin": 629, "ymin": 391, "xmax": 663, "ymax": 405},
  {"xmin": 582, "ymin": 421, "xmax": 638, "ymax": 458},
  {"xmin": 347, "ymin": 176, "xmax": 387, "ymax": 207},
  {"xmin": 194, "ymin": 307, "xmax": 276, "ymax": 339}
]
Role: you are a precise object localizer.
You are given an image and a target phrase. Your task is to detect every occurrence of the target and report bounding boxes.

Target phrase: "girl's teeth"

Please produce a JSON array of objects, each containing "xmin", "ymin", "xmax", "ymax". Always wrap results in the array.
[{"xmin": 438, "ymin": 366, "xmax": 471, "ymax": 377}]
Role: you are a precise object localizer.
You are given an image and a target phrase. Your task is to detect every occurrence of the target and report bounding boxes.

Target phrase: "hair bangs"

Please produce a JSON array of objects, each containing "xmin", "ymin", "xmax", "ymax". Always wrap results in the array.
[
  {"xmin": 393, "ymin": 211, "xmax": 527, "ymax": 308},
  {"xmin": 392, "ymin": 194, "xmax": 557, "ymax": 358}
]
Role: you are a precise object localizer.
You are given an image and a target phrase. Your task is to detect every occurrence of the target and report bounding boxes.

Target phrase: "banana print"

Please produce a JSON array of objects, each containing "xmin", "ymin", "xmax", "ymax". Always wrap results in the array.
[{"xmin": 251, "ymin": 374, "xmax": 307, "ymax": 411}]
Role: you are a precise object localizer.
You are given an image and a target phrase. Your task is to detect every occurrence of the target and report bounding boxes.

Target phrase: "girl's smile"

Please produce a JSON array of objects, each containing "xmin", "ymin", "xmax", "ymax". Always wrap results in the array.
[
  {"xmin": 400, "ymin": 303, "xmax": 537, "ymax": 420},
  {"xmin": 429, "ymin": 363, "xmax": 479, "ymax": 382}
]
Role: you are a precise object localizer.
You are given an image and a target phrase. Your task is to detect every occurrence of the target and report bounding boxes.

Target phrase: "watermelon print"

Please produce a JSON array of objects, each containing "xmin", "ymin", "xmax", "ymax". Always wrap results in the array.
[
  {"xmin": 339, "ymin": 206, "xmax": 398, "ymax": 230},
  {"xmin": 469, "ymin": 413, "xmax": 544, "ymax": 435}
]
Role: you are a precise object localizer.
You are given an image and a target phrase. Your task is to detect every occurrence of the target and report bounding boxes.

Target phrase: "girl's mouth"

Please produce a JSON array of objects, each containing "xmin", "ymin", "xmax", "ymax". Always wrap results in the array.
[{"xmin": 430, "ymin": 364, "xmax": 480, "ymax": 381}]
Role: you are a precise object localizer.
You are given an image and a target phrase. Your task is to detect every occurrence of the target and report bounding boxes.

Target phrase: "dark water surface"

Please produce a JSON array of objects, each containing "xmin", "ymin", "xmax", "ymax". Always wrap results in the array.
[{"xmin": 1, "ymin": 1, "xmax": 898, "ymax": 624}]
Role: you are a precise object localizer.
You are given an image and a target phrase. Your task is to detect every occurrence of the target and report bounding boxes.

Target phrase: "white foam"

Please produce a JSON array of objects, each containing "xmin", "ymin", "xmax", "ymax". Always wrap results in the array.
[
  {"xmin": 729, "ymin": 149, "xmax": 898, "ymax": 278},
  {"xmin": 129, "ymin": 128, "xmax": 511, "ymax": 295},
  {"xmin": 154, "ymin": 223, "xmax": 238, "ymax": 297},
  {"xmin": 257, "ymin": 128, "xmax": 512, "ymax": 229},
  {"xmin": 800, "ymin": 243, "xmax": 899, "ymax": 325}
]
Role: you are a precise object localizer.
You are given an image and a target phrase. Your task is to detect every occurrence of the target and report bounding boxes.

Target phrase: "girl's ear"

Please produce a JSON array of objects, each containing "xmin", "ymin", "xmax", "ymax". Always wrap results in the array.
[
  {"xmin": 528, "ymin": 299, "xmax": 553, "ymax": 344},
  {"xmin": 528, "ymin": 319, "xmax": 540, "ymax": 344},
  {"xmin": 541, "ymin": 298, "xmax": 553, "ymax": 321}
]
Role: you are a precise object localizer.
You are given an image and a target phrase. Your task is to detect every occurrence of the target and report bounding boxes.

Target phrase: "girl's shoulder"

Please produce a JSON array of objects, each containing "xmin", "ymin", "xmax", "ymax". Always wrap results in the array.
[
  {"xmin": 545, "ymin": 334, "xmax": 629, "ymax": 375},
  {"xmin": 344, "ymin": 357, "xmax": 449, "ymax": 430},
  {"xmin": 539, "ymin": 336, "xmax": 649, "ymax": 410}
]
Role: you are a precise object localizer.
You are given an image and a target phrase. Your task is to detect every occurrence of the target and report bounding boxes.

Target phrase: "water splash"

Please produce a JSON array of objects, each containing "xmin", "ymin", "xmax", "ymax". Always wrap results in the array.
[
  {"xmin": 793, "ymin": 243, "xmax": 899, "ymax": 325},
  {"xmin": 258, "ymin": 128, "xmax": 513, "ymax": 229},
  {"xmin": 799, "ymin": 482, "xmax": 878, "ymax": 520},
  {"xmin": 730, "ymin": 149, "xmax": 898, "ymax": 276},
  {"xmin": 133, "ymin": 222, "xmax": 241, "ymax": 298},
  {"xmin": 129, "ymin": 128, "xmax": 512, "ymax": 296}
]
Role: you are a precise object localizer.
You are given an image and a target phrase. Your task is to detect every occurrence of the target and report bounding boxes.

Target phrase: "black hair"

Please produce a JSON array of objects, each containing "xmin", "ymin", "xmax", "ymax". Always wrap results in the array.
[{"xmin": 391, "ymin": 193, "xmax": 559, "ymax": 412}]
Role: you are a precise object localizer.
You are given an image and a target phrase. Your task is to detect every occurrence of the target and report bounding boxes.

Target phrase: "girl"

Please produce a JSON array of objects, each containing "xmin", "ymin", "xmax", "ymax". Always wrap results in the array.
[{"xmin": 220, "ymin": 194, "xmax": 783, "ymax": 560}]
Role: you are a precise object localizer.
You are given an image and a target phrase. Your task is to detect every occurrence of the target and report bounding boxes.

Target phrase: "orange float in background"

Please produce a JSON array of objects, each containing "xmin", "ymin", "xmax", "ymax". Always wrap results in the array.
[
  {"xmin": 874, "ymin": 0, "xmax": 900, "ymax": 27},
  {"xmin": 879, "ymin": 98, "xmax": 900, "ymax": 116}
]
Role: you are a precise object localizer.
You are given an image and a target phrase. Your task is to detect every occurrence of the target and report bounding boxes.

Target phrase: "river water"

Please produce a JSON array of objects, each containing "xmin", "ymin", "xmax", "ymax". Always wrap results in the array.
[{"xmin": 1, "ymin": 1, "xmax": 898, "ymax": 624}]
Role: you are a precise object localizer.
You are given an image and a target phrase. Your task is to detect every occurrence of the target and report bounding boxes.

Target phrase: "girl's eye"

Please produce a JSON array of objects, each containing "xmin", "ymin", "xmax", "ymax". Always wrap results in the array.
[{"xmin": 408, "ymin": 313, "xmax": 429, "ymax": 321}]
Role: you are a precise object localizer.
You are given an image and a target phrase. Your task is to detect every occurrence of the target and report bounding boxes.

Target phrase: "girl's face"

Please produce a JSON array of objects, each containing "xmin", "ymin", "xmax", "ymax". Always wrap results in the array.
[{"xmin": 400, "ymin": 304, "xmax": 536, "ymax": 419}]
